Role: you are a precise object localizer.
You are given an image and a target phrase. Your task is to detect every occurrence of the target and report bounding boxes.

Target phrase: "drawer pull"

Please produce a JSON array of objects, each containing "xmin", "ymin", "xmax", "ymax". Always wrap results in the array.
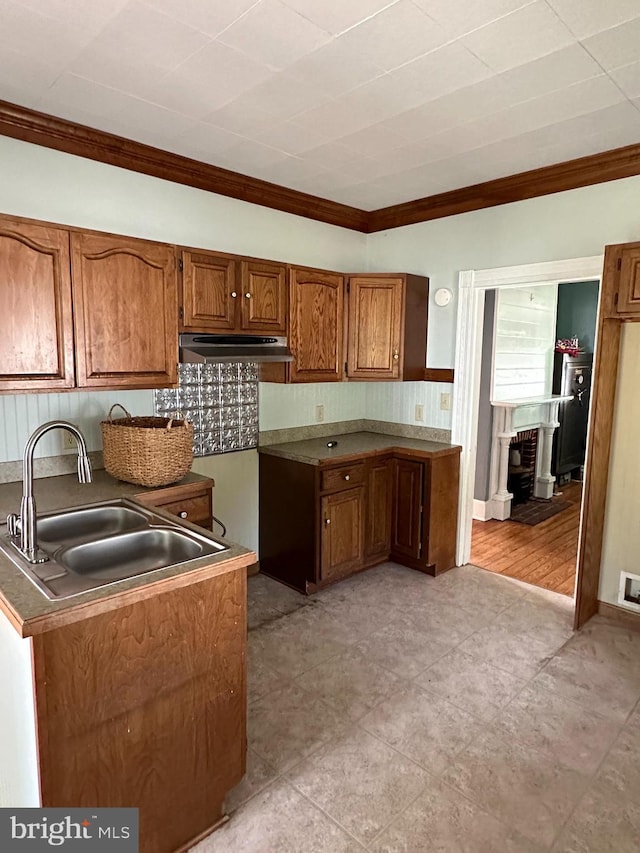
[
  {"xmin": 245, "ymin": 292, "xmax": 251, "ymax": 298},
  {"xmin": 325, "ymin": 518, "xmax": 331, "ymax": 525},
  {"xmin": 231, "ymin": 291, "xmax": 237, "ymax": 298},
  {"xmin": 344, "ymin": 474, "xmax": 350, "ymax": 481},
  {"xmin": 179, "ymin": 511, "xmax": 188, "ymax": 518},
  {"xmin": 393, "ymin": 348, "xmax": 399, "ymax": 360}
]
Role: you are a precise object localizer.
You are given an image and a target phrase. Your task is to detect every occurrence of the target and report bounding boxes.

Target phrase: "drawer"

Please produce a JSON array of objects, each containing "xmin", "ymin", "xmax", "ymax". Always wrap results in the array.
[
  {"xmin": 321, "ymin": 463, "xmax": 365, "ymax": 492},
  {"xmin": 153, "ymin": 494, "xmax": 211, "ymax": 523}
]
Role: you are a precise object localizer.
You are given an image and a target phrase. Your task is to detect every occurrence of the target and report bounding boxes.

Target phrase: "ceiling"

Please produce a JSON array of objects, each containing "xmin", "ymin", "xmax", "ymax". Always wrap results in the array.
[{"xmin": 2, "ymin": 0, "xmax": 640, "ymax": 210}]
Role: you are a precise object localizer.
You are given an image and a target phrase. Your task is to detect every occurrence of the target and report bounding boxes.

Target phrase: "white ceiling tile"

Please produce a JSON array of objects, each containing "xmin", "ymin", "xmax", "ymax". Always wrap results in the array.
[
  {"xmin": 170, "ymin": 121, "xmax": 244, "ymax": 160},
  {"xmin": 462, "ymin": 1, "xmax": 576, "ymax": 72},
  {"xmin": 201, "ymin": 100, "xmax": 277, "ymax": 134},
  {"xmin": 111, "ymin": 99, "xmax": 199, "ymax": 142},
  {"xmin": 0, "ymin": 0, "xmax": 94, "ymax": 59},
  {"xmin": 546, "ymin": 0, "xmax": 640, "ymax": 39},
  {"xmin": 389, "ymin": 42, "xmax": 494, "ymax": 103},
  {"xmin": 332, "ymin": 0, "xmax": 449, "ymax": 72},
  {"xmin": 151, "ymin": 42, "xmax": 275, "ymax": 118},
  {"xmin": 611, "ymin": 61, "xmax": 640, "ymax": 99},
  {"xmin": 218, "ymin": 0, "xmax": 332, "ymax": 71},
  {"xmin": 254, "ymin": 119, "xmax": 338, "ymax": 153},
  {"xmin": 287, "ymin": 40, "xmax": 385, "ymax": 97},
  {"xmin": 254, "ymin": 156, "xmax": 329, "ymax": 184},
  {"xmin": 224, "ymin": 74, "xmax": 330, "ymax": 121},
  {"xmin": 581, "ymin": 16, "xmax": 640, "ymax": 71},
  {"xmin": 339, "ymin": 123, "xmax": 411, "ymax": 157},
  {"xmin": 68, "ymin": 48, "xmax": 167, "ymax": 102},
  {"xmin": 14, "ymin": 0, "xmax": 129, "ymax": 35},
  {"xmin": 38, "ymin": 74, "xmax": 140, "ymax": 122},
  {"xmin": 413, "ymin": 0, "xmax": 534, "ymax": 38},
  {"xmin": 143, "ymin": 0, "xmax": 259, "ymax": 37},
  {"xmin": 216, "ymin": 138, "xmax": 291, "ymax": 170},
  {"xmin": 499, "ymin": 44, "xmax": 603, "ymax": 104},
  {"xmin": 84, "ymin": 1, "xmax": 209, "ymax": 69},
  {"xmin": 279, "ymin": 0, "xmax": 402, "ymax": 35}
]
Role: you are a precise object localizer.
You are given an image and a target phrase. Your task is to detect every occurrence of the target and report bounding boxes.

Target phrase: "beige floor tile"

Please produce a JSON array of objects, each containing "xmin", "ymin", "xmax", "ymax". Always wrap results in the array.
[
  {"xmin": 353, "ymin": 621, "xmax": 453, "ymax": 679},
  {"xmin": 551, "ymin": 785, "xmax": 640, "ymax": 852},
  {"xmin": 493, "ymin": 596, "xmax": 575, "ymax": 638},
  {"xmin": 248, "ymin": 573, "xmax": 310, "ymax": 615},
  {"xmin": 247, "ymin": 638, "xmax": 291, "ymax": 703},
  {"xmin": 288, "ymin": 727, "xmax": 429, "ymax": 845},
  {"xmin": 224, "ymin": 749, "xmax": 279, "ymax": 813},
  {"xmin": 397, "ymin": 597, "xmax": 492, "ymax": 646},
  {"xmin": 248, "ymin": 682, "xmax": 348, "ymax": 772},
  {"xmin": 417, "ymin": 647, "xmax": 528, "ymax": 721},
  {"xmin": 192, "ymin": 778, "xmax": 365, "ymax": 852},
  {"xmin": 313, "ymin": 596, "xmax": 398, "ymax": 644},
  {"xmin": 360, "ymin": 683, "xmax": 486, "ymax": 775},
  {"xmin": 248, "ymin": 606, "xmax": 348, "ymax": 678},
  {"xmin": 372, "ymin": 777, "xmax": 547, "ymax": 853},
  {"xmin": 533, "ymin": 649, "xmax": 640, "ymax": 722},
  {"xmin": 442, "ymin": 729, "xmax": 590, "ymax": 847},
  {"xmin": 457, "ymin": 623, "xmax": 558, "ymax": 678},
  {"xmin": 592, "ymin": 718, "xmax": 640, "ymax": 806},
  {"xmin": 494, "ymin": 683, "xmax": 622, "ymax": 774},
  {"xmin": 560, "ymin": 616, "xmax": 640, "ymax": 676},
  {"xmin": 247, "ymin": 599, "xmax": 284, "ymax": 631},
  {"xmin": 294, "ymin": 648, "xmax": 406, "ymax": 722},
  {"xmin": 432, "ymin": 564, "xmax": 527, "ymax": 615}
]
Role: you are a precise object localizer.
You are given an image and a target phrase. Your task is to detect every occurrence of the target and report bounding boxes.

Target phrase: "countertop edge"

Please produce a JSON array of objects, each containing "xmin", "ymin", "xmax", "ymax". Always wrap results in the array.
[
  {"xmin": 4, "ymin": 548, "xmax": 256, "ymax": 638},
  {"xmin": 258, "ymin": 441, "xmax": 462, "ymax": 466}
]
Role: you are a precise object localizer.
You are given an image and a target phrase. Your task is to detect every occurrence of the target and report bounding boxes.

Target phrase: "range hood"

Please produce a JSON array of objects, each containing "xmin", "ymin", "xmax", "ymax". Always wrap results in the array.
[{"xmin": 179, "ymin": 333, "xmax": 294, "ymax": 364}]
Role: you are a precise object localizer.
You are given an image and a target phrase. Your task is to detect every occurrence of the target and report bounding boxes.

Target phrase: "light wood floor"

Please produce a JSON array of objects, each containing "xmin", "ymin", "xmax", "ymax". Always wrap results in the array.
[{"xmin": 471, "ymin": 482, "xmax": 582, "ymax": 597}]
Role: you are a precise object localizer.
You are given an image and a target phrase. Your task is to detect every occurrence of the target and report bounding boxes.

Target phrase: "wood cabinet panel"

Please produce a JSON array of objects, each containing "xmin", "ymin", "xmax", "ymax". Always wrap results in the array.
[
  {"xmin": 32, "ymin": 568, "xmax": 246, "ymax": 853},
  {"xmin": 0, "ymin": 217, "xmax": 75, "ymax": 392},
  {"xmin": 240, "ymin": 259, "xmax": 287, "ymax": 333},
  {"xmin": 72, "ymin": 232, "xmax": 178, "ymax": 388},
  {"xmin": 289, "ymin": 267, "xmax": 344, "ymax": 383},
  {"xmin": 320, "ymin": 462, "xmax": 366, "ymax": 492},
  {"xmin": 347, "ymin": 276, "xmax": 403, "ymax": 379},
  {"xmin": 391, "ymin": 458, "xmax": 424, "ymax": 561},
  {"xmin": 181, "ymin": 249, "xmax": 236, "ymax": 331},
  {"xmin": 617, "ymin": 246, "xmax": 640, "ymax": 315},
  {"xmin": 321, "ymin": 487, "xmax": 364, "ymax": 582},
  {"xmin": 366, "ymin": 458, "xmax": 392, "ymax": 558}
]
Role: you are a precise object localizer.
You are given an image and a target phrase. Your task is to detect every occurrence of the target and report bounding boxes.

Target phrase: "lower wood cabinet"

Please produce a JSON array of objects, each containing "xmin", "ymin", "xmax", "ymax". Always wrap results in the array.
[
  {"xmin": 259, "ymin": 446, "xmax": 460, "ymax": 593},
  {"xmin": 135, "ymin": 478, "xmax": 214, "ymax": 530}
]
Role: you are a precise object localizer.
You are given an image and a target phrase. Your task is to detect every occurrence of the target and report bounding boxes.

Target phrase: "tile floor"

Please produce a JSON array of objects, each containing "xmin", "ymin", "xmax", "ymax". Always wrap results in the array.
[{"xmin": 192, "ymin": 563, "xmax": 640, "ymax": 852}]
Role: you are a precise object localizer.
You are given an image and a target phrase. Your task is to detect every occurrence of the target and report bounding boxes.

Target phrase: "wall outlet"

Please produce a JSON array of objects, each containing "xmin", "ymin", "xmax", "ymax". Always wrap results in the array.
[
  {"xmin": 415, "ymin": 404, "xmax": 425, "ymax": 422},
  {"xmin": 440, "ymin": 392, "xmax": 451, "ymax": 411},
  {"xmin": 61, "ymin": 431, "xmax": 77, "ymax": 451},
  {"xmin": 315, "ymin": 404, "xmax": 325, "ymax": 423}
]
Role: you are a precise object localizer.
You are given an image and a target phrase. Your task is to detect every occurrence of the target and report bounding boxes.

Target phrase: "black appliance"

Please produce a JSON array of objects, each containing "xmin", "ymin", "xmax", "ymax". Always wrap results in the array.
[{"xmin": 552, "ymin": 352, "xmax": 592, "ymax": 480}]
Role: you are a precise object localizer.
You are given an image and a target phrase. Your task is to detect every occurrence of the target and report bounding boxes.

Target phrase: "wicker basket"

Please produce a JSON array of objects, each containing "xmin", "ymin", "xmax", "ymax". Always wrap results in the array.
[{"xmin": 101, "ymin": 404, "xmax": 194, "ymax": 488}]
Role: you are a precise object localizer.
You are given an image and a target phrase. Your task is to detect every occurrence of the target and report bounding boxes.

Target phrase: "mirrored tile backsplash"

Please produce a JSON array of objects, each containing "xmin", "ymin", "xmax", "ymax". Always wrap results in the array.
[{"xmin": 154, "ymin": 363, "xmax": 259, "ymax": 457}]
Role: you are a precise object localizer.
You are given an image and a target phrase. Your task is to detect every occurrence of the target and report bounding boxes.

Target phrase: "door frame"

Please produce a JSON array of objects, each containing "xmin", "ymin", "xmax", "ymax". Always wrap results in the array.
[{"xmin": 452, "ymin": 255, "xmax": 605, "ymax": 629}]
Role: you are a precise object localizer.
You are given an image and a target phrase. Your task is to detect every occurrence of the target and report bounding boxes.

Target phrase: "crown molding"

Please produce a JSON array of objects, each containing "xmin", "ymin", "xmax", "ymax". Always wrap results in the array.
[
  {"xmin": 0, "ymin": 100, "xmax": 368, "ymax": 232},
  {"xmin": 367, "ymin": 141, "xmax": 640, "ymax": 232},
  {"xmin": 2, "ymin": 100, "xmax": 640, "ymax": 234}
]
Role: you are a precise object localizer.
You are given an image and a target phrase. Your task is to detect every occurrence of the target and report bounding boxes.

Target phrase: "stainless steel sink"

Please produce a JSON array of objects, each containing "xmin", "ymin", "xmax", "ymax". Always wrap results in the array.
[
  {"xmin": 0, "ymin": 498, "xmax": 229, "ymax": 600},
  {"xmin": 37, "ymin": 505, "xmax": 149, "ymax": 549}
]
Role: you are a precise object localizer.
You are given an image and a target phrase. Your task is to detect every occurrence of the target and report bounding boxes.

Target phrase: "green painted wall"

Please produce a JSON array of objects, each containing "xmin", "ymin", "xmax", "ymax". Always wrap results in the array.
[{"xmin": 555, "ymin": 280, "xmax": 599, "ymax": 353}]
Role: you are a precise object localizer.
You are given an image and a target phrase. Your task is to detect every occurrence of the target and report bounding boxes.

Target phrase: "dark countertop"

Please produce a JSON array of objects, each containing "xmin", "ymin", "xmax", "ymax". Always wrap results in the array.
[
  {"xmin": 0, "ymin": 470, "xmax": 255, "ymax": 637},
  {"xmin": 258, "ymin": 431, "xmax": 461, "ymax": 466}
]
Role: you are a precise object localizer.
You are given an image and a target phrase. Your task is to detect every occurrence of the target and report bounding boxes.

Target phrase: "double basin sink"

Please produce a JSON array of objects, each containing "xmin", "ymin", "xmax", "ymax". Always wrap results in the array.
[{"xmin": 0, "ymin": 499, "xmax": 228, "ymax": 600}]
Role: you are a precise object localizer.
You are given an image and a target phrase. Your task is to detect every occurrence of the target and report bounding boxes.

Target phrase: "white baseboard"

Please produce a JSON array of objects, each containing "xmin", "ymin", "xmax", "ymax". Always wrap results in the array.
[{"xmin": 473, "ymin": 499, "xmax": 492, "ymax": 522}]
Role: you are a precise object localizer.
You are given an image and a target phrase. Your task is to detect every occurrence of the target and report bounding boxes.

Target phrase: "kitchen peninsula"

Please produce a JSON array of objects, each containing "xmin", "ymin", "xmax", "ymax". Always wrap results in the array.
[{"xmin": 0, "ymin": 470, "xmax": 255, "ymax": 853}]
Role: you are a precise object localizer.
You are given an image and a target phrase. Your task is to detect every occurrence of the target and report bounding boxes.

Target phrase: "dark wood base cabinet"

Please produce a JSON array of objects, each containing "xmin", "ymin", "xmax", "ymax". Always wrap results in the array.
[{"xmin": 259, "ymin": 447, "xmax": 460, "ymax": 593}]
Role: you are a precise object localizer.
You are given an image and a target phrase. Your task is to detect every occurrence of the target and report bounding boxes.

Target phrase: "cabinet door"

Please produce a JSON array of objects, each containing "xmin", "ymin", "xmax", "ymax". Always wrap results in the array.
[
  {"xmin": 347, "ymin": 276, "xmax": 404, "ymax": 380},
  {"xmin": 240, "ymin": 260, "xmax": 287, "ymax": 333},
  {"xmin": 181, "ymin": 250, "xmax": 237, "ymax": 331},
  {"xmin": 72, "ymin": 232, "xmax": 178, "ymax": 388},
  {"xmin": 617, "ymin": 246, "xmax": 640, "ymax": 314},
  {"xmin": 0, "ymin": 218, "xmax": 75, "ymax": 392},
  {"xmin": 321, "ymin": 487, "xmax": 364, "ymax": 583},
  {"xmin": 289, "ymin": 267, "xmax": 344, "ymax": 383},
  {"xmin": 391, "ymin": 458, "xmax": 424, "ymax": 561},
  {"xmin": 365, "ymin": 458, "xmax": 392, "ymax": 558}
]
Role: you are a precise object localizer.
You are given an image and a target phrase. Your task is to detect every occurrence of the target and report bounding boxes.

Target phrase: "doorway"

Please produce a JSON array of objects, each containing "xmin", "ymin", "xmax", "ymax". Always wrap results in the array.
[{"xmin": 451, "ymin": 256, "xmax": 604, "ymax": 624}]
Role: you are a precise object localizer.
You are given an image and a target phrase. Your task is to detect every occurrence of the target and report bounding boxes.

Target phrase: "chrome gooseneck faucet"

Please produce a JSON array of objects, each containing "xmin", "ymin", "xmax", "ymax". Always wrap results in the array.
[{"xmin": 7, "ymin": 421, "xmax": 93, "ymax": 564}]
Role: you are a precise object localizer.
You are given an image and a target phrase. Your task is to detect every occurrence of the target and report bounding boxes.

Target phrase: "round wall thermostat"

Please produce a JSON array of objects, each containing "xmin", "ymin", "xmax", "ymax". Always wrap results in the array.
[{"xmin": 434, "ymin": 288, "xmax": 452, "ymax": 307}]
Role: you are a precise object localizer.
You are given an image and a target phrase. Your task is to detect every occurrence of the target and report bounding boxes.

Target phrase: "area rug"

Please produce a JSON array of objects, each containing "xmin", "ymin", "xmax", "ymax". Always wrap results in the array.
[{"xmin": 510, "ymin": 498, "xmax": 571, "ymax": 526}]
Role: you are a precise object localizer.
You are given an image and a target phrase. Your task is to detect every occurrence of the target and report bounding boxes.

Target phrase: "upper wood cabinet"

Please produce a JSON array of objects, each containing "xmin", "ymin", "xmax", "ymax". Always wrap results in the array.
[
  {"xmin": 0, "ymin": 217, "xmax": 75, "ymax": 392},
  {"xmin": 72, "ymin": 232, "xmax": 178, "ymax": 388},
  {"xmin": 346, "ymin": 273, "xmax": 428, "ymax": 381},
  {"xmin": 616, "ymin": 246, "xmax": 640, "ymax": 315},
  {"xmin": 180, "ymin": 249, "xmax": 287, "ymax": 335},
  {"xmin": 289, "ymin": 267, "xmax": 344, "ymax": 383}
]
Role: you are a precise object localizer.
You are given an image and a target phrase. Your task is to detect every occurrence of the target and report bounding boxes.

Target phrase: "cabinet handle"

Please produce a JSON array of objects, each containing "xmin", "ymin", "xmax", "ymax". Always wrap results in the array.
[
  {"xmin": 245, "ymin": 292, "xmax": 251, "ymax": 298},
  {"xmin": 231, "ymin": 291, "xmax": 237, "ymax": 298},
  {"xmin": 393, "ymin": 348, "xmax": 399, "ymax": 361},
  {"xmin": 344, "ymin": 474, "xmax": 350, "ymax": 481},
  {"xmin": 179, "ymin": 511, "xmax": 188, "ymax": 518},
  {"xmin": 325, "ymin": 518, "xmax": 331, "ymax": 525}
]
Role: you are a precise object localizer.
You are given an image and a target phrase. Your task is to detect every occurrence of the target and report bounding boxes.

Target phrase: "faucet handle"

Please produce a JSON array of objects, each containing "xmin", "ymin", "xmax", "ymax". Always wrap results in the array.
[{"xmin": 6, "ymin": 513, "xmax": 19, "ymax": 537}]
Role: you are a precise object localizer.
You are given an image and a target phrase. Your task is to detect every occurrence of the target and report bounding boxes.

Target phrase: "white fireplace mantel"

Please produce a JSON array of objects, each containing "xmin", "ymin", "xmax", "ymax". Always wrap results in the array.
[{"xmin": 488, "ymin": 394, "xmax": 572, "ymax": 521}]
